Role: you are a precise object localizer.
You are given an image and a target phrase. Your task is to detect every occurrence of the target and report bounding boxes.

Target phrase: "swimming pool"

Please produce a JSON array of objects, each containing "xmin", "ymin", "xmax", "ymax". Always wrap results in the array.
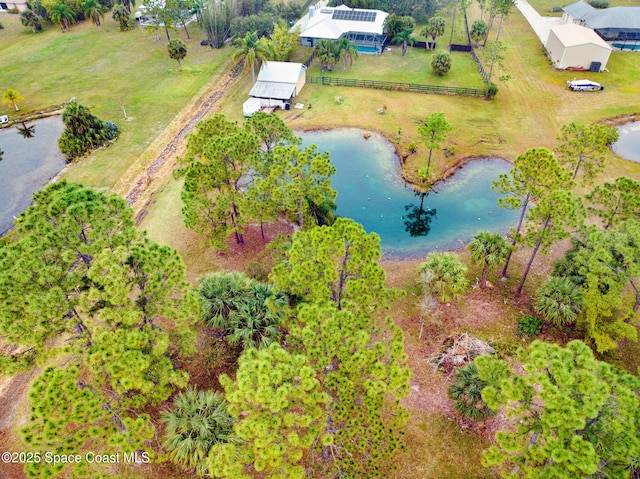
[
  {"xmin": 357, "ymin": 45, "xmax": 380, "ymax": 54},
  {"xmin": 612, "ymin": 43, "xmax": 640, "ymax": 51}
]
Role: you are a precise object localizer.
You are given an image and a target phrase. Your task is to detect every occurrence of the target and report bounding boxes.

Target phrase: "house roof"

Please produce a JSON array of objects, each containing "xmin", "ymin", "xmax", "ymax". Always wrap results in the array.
[
  {"xmin": 299, "ymin": 5, "xmax": 388, "ymax": 40},
  {"xmin": 248, "ymin": 62, "xmax": 306, "ymax": 100},
  {"xmin": 563, "ymin": 0, "xmax": 596, "ymax": 20},
  {"xmin": 563, "ymin": 0, "xmax": 640, "ymax": 29},
  {"xmin": 254, "ymin": 61, "xmax": 305, "ymax": 83},
  {"xmin": 550, "ymin": 23, "xmax": 612, "ymax": 49}
]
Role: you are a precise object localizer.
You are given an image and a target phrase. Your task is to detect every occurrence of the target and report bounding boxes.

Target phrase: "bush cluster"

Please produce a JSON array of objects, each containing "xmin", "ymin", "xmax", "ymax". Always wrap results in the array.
[
  {"xmin": 517, "ymin": 315, "xmax": 543, "ymax": 336},
  {"xmin": 58, "ymin": 102, "xmax": 118, "ymax": 161}
]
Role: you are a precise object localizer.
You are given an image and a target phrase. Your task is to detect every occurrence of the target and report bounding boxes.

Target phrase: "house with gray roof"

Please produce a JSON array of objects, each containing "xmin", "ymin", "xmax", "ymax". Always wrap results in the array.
[{"xmin": 563, "ymin": 0, "xmax": 640, "ymax": 48}]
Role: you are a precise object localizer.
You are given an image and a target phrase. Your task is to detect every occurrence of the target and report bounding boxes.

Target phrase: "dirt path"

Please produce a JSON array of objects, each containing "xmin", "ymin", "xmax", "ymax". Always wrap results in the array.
[{"xmin": 112, "ymin": 66, "xmax": 239, "ymax": 224}]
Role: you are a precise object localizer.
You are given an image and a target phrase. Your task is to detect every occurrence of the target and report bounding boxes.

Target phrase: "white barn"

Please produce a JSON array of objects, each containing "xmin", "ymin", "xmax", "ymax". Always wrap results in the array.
[
  {"xmin": 546, "ymin": 23, "xmax": 612, "ymax": 71},
  {"xmin": 243, "ymin": 62, "xmax": 307, "ymax": 117}
]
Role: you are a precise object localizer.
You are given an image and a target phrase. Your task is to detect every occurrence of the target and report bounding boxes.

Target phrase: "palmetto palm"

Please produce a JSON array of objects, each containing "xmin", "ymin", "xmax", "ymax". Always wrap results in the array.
[
  {"xmin": 535, "ymin": 276, "xmax": 584, "ymax": 327},
  {"xmin": 423, "ymin": 16, "xmax": 445, "ymax": 50},
  {"xmin": 393, "ymin": 27, "xmax": 414, "ymax": 56},
  {"xmin": 468, "ymin": 231, "xmax": 510, "ymax": 288},
  {"xmin": 232, "ymin": 31, "xmax": 271, "ymax": 83},
  {"xmin": 198, "ymin": 272, "xmax": 284, "ymax": 349},
  {"xmin": 470, "ymin": 20, "xmax": 488, "ymax": 46},
  {"xmin": 314, "ymin": 38, "xmax": 339, "ymax": 71},
  {"xmin": 49, "ymin": 3, "xmax": 76, "ymax": 30},
  {"xmin": 419, "ymin": 252, "xmax": 469, "ymax": 303},
  {"xmin": 336, "ymin": 37, "xmax": 358, "ymax": 71},
  {"xmin": 114, "ymin": 0, "xmax": 135, "ymax": 14},
  {"xmin": 82, "ymin": 0, "xmax": 106, "ymax": 27},
  {"xmin": 448, "ymin": 362, "xmax": 495, "ymax": 421},
  {"xmin": 112, "ymin": 4, "xmax": 131, "ymax": 30},
  {"xmin": 161, "ymin": 388, "xmax": 238, "ymax": 476}
]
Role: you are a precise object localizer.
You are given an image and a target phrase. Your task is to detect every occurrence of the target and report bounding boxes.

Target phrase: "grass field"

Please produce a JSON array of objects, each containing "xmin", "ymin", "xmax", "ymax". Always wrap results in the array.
[
  {"xmin": 307, "ymin": 46, "xmax": 487, "ymax": 89},
  {"xmin": 527, "ymin": 0, "xmax": 640, "ymax": 16},
  {"xmin": 0, "ymin": 14, "xmax": 233, "ymax": 188}
]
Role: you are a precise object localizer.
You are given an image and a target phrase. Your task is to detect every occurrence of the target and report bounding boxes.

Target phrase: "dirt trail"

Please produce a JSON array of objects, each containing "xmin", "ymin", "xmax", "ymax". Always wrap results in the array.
[{"xmin": 113, "ymin": 67, "xmax": 239, "ymax": 224}]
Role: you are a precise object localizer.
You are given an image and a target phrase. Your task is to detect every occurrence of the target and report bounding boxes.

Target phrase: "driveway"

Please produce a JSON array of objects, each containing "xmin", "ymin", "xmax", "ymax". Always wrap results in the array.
[{"xmin": 515, "ymin": 0, "xmax": 564, "ymax": 45}]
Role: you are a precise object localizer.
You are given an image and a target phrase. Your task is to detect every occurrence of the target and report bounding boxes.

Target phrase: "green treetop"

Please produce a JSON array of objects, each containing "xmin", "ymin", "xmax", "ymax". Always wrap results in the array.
[{"xmin": 477, "ymin": 340, "xmax": 640, "ymax": 479}]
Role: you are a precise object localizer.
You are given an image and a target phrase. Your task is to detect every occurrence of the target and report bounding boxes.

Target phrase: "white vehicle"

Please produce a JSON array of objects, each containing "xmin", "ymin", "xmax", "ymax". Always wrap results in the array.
[{"xmin": 567, "ymin": 79, "xmax": 603, "ymax": 91}]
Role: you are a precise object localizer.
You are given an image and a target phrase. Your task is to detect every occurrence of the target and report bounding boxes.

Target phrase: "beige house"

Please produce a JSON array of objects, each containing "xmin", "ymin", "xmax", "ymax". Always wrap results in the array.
[
  {"xmin": 546, "ymin": 23, "xmax": 612, "ymax": 71},
  {"xmin": 0, "ymin": 0, "xmax": 28, "ymax": 11}
]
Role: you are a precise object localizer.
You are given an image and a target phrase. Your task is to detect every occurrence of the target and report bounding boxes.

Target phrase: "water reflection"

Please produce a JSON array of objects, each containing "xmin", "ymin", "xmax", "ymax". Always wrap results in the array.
[
  {"xmin": 612, "ymin": 121, "xmax": 640, "ymax": 162},
  {"xmin": 403, "ymin": 190, "xmax": 437, "ymax": 237},
  {"xmin": 16, "ymin": 121, "xmax": 36, "ymax": 139}
]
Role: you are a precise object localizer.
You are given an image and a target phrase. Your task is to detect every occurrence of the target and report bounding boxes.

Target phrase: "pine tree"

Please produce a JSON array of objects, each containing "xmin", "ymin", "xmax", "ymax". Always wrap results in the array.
[
  {"xmin": 477, "ymin": 340, "xmax": 640, "ymax": 479},
  {"xmin": 209, "ymin": 344, "xmax": 329, "ymax": 478}
]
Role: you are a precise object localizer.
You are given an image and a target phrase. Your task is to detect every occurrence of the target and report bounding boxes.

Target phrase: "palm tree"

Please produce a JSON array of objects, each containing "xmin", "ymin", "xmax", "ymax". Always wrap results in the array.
[
  {"xmin": 448, "ymin": 362, "xmax": 495, "ymax": 421},
  {"xmin": 226, "ymin": 282, "xmax": 286, "ymax": 349},
  {"xmin": 20, "ymin": 10, "xmax": 42, "ymax": 32},
  {"xmin": 314, "ymin": 38, "xmax": 339, "ymax": 71},
  {"xmin": 49, "ymin": 3, "xmax": 75, "ymax": 31},
  {"xmin": 161, "ymin": 388, "xmax": 238, "ymax": 476},
  {"xmin": 82, "ymin": 0, "xmax": 107, "ymax": 28},
  {"xmin": 470, "ymin": 20, "xmax": 488, "ymax": 46},
  {"xmin": 114, "ymin": 0, "xmax": 134, "ymax": 14},
  {"xmin": 419, "ymin": 252, "xmax": 469, "ymax": 303},
  {"xmin": 232, "ymin": 31, "xmax": 271, "ymax": 83},
  {"xmin": 1, "ymin": 89, "xmax": 24, "ymax": 111},
  {"xmin": 535, "ymin": 277, "xmax": 584, "ymax": 327},
  {"xmin": 393, "ymin": 27, "xmax": 415, "ymax": 56},
  {"xmin": 199, "ymin": 271, "xmax": 254, "ymax": 329},
  {"xmin": 112, "ymin": 4, "xmax": 131, "ymax": 31},
  {"xmin": 423, "ymin": 16, "xmax": 445, "ymax": 50},
  {"xmin": 431, "ymin": 51, "xmax": 452, "ymax": 75},
  {"xmin": 336, "ymin": 37, "xmax": 359, "ymax": 71},
  {"xmin": 168, "ymin": 39, "xmax": 187, "ymax": 69},
  {"xmin": 468, "ymin": 231, "xmax": 510, "ymax": 288}
]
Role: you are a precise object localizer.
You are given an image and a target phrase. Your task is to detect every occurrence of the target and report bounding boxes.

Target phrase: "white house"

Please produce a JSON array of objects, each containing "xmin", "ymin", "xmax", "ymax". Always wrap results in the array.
[
  {"xmin": 546, "ymin": 23, "xmax": 612, "ymax": 71},
  {"xmin": 0, "ymin": 0, "xmax": 28, "ymax": 12},
  {"xmin": 298, "ymin": 4, "xmax": 388, "ymax": 54},
  {"xmin": 243, "ymin": 62, "xmax": 307, "ymax": 117}
]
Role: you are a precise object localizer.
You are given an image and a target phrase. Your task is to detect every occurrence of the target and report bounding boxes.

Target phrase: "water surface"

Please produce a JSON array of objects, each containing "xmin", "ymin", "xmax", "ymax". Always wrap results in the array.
[
  {"xmin": 0, "ymin": 116, "xmax": 66, "ymax": 235},
  {"xmin": 612, "ymin": 121, "xmax": 640, "ymax": 163},
  {"xmin": 300, "ymin": 129, "xmax": 519, "ymax": 257}
]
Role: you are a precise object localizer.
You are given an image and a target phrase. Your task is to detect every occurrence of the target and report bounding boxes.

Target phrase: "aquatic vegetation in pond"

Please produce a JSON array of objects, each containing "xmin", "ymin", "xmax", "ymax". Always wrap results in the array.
[{"xmin": 300, "ymin": 129, "xmax": 520, "ymax": 257}]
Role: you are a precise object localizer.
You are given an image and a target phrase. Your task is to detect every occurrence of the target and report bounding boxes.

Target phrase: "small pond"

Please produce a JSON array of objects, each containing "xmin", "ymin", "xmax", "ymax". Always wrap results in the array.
[
  {"xmin": 300, "ymin": 129, "xmax": 520, "ymax": 257},
  {"xmin": 0, "ymin": 116, "xmax": 66, "ymax": 235},
  {"xmin": 612, "ymin": 121, "xmax": 640, "ymax": 163}
]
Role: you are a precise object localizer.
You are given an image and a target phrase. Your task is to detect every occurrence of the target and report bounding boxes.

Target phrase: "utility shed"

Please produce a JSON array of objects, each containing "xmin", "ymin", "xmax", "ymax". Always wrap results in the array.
[
  {"xmin": 244, "ymin": 62, "xmax": 306, "ymax": 116},
  {"xmin": 546, "ymin": 23, "xmax": 612, "ymax": 71}
]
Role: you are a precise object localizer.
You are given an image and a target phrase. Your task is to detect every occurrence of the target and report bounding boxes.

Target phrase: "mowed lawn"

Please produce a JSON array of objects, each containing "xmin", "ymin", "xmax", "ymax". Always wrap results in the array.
[
  {"xmin": 0, "ymin": 14, "xmax": 233, "ymax": 188},
  {"xmin": 306, "ymin": 46, "xmax": 487, "ymax": 90}
]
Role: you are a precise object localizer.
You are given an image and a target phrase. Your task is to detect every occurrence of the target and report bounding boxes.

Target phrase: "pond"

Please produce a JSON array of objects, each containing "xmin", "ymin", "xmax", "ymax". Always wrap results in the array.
[
  {"xmin": 300, "ymin": 129, "xmax": 520, "ymax": 258},
  {"xmin": 0, "ymin": 116, "xmax": 66, "ymax": 235},
  {"xmin": 612, "ymin": 121, "xmax": 640, "ymax": 163}
]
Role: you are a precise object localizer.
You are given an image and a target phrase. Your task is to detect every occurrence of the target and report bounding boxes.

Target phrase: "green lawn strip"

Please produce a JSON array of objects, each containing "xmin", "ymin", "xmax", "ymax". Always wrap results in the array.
[
  {"xmin": 0, "ymin": 15, "xmax": 232, "ymax": 188},
  {"xmin": 308, "ymin": 46, "xmax": 486, "ymax": 90},
  {"xmin": 527, "ymin": 0, "xmax": 640, "ymax": 17}
]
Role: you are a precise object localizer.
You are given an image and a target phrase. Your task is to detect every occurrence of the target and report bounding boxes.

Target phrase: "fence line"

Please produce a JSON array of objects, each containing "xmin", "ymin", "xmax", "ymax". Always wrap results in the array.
[
  {"xmin": 469, "ymin": 47, "xmax": 490, "ymax": 84},
  {"xmin": 303, "ymin": 52, "xmax": 315, "ymax": 69},
  {"xmin": 307, "ymin": 76, "xmax": 485, "ymax": 97}
]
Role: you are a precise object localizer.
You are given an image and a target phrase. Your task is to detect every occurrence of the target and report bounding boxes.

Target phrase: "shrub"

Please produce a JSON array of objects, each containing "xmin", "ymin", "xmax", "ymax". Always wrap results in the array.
[
  {"xmin": 161, "ymin": 388, "xmax": 238, "ymax": 476},
  {"xmin": 549, "ymin": 6, "xmax": 563, "ymax": 12},
  {"xmin": 58, "ymin": 102, "xmax": 118, "ymax": 161},
  {"xmin": 588, "ymin": 0, "xmax": 609, "ymax": 8},
  {"xmin": 431, "ymin": 51, "xmax": 452, "ymax": 76},
  {"xmin": 517, "ymin": 315, "xmax": 543, "ymax": 336},
  {"xmin": 485, "ymin": 82, "xmax": 499, "ymax": 99},
  {"xmin": 448, "ymin": 362, "xmax": 495, "ymax": 421}
]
